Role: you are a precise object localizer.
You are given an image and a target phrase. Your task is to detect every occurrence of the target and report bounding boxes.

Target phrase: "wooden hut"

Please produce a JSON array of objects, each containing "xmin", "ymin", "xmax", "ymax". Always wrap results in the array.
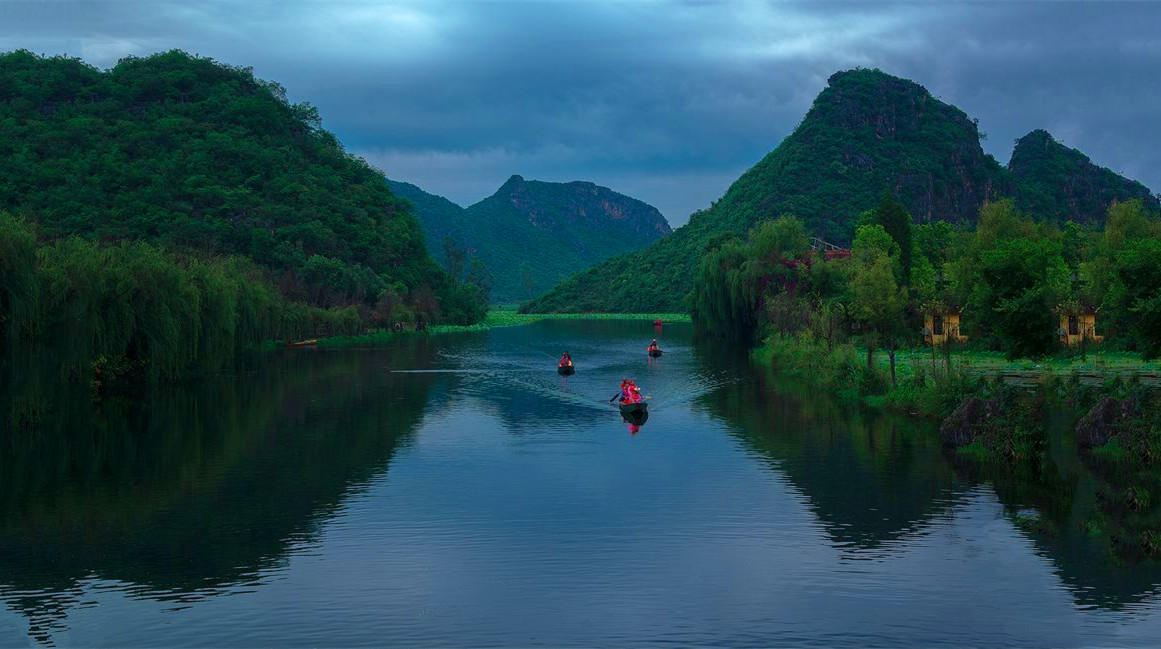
[
  {"xmin": 1059, "ymin": 309, "xmax": 1103, "ymax": 347},
  {"xmin": 924, "ymin": 309, "xmax": 967, "ymax": 345}
]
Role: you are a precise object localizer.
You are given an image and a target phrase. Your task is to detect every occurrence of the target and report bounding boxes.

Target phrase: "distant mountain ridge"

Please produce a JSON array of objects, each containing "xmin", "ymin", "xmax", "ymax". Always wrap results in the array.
[
  {"xmin": 388, "ymin": 175, "xmax": 670, "ymax": 302},
  {"xmin": 523, "ymin": 68, "xmax": 1156, "ymax": 313}
]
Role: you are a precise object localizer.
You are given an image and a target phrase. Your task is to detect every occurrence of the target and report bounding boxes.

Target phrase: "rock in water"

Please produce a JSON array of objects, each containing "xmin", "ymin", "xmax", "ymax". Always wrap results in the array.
[
  {"xmin": 1076, "ymin": 397, "xmax": 1139, "ymax": 447},
  {"xmin": 940, "ymin": 396, "xmax": 1002, "ymax": 447}
]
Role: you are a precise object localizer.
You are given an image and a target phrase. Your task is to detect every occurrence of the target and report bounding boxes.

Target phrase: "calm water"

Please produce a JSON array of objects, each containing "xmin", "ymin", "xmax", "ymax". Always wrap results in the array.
[{"xmin": 3, "ymin": 320, "xmax": 1161, "ymax": 647}]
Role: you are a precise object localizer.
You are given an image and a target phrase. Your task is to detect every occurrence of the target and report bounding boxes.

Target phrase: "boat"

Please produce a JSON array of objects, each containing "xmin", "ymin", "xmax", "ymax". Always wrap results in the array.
[
  {"xmin": 648, "ymin": 348, "xmax": 663, "ymax": 357},
  {"xmin": 558, "ymin": 363, "xmax": 575, "ymax": 376},
  {"xmin": 287, "ymin": 338, "xmax": 318, "ymax": 348},
  {"xmin": 619, "ymin": 400, "xmax": 649, "ymax": 426}
]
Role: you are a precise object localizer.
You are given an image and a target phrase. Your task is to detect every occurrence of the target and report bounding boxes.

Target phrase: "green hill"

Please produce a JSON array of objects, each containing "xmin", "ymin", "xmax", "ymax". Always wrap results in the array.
[
  {"xmin": 523, "ymin": 68, "xmax": 1011, "ymax": 313},
  {"xmin": 1010, "ymin": 129, "xmax": 1159, "ymax": 224},
  {"xmin": 389, "ymin": 175, "xmax": 671, "ymax": 302},
  {"xmin": 0, "ymin": 49, "xmax": 478, "ymax": 322},
  {"xmin": 523, "ymin": 69, "xmax": 1158, "ymax": 314}
]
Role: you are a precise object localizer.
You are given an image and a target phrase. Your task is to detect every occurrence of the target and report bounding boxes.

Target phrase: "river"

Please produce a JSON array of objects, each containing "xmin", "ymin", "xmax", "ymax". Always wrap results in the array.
[{"xmin": 3, "ymin": 320, "xmax": 1161, "ymax": 647}]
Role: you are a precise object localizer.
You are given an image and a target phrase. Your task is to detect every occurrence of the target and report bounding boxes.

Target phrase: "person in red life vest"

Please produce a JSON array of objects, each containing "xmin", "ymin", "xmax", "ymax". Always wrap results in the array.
[
  {"xmin": 648, "ymin": 339, "xmax": 660, "ymax": 353},
  {"xmin": 559, "ymin": 351, "xmax": 572, "ymax": 367},
  {"xmin": 614, "ymin": 378, "xmax": 641, "ymax": 404},
  {"xmin": 629, "ymin": 383, "xmax": 642, "ymax": 403}
]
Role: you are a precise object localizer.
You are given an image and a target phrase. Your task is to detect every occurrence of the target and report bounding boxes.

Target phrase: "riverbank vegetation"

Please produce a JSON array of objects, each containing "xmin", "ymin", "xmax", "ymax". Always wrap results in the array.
[
  {"xmin": 695, "ymin": 196, "xmax": 1161, "ymax": 357},
  {"xmin": 691, "ymin": 195, "xmax": 1161, "ymax": 456},
  {"xmin": 0, "ymin": 215, "xmax": 364, "ymax": 384}
]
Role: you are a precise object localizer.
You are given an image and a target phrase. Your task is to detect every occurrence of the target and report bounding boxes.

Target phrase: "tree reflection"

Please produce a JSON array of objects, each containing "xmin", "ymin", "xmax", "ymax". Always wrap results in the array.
[
  {"xmin": 0, "ymin": 340, "xmax": 444, "ymax": 643},
  {"xmin": 702, "ymin": 355, "xmax": 1161, "ymax": 611},
  {"xmin": 699, "ymin": 369, "xmax": 964, "ymax": 552}
]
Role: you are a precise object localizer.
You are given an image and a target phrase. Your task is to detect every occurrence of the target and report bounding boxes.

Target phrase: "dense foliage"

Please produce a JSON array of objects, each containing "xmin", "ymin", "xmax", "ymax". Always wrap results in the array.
[
  {"xmin": 0, "ymin": 215, "xmax": 370, "ymax": 383},
  {"xmin": 0, "ymin": 49, "xmax": 483, "ymax": 323},
  {"xmin": 692, "ymin": 199, "xmax": 1161, "ymax": 362},
  {"xmin": 391, "ymin": 175, "xmax": 670, "ymax": 302},
  {"xmin": 525, "ymin": 68, "xmax": 1156, "ymax": 314},
  {"xmin": 952, "ymin": 201, "xmax": 1069, "ymax": 358},
  {"xmin": 689, "ymin": 217, "xmax": 809, "ymax": 344}
]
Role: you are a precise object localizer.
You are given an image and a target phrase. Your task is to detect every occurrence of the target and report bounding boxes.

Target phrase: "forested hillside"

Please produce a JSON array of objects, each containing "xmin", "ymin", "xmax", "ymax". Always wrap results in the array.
[
  {"xmin": 386, "ymin": 180, "xmax": 467, "ymax": 266},
  {"xmin": 524, "ymin": 68, "xmax": 1156, "ymax": 313},
  {"xmin": 1010, "ymin": 129, "xmax": 1160, "ymax": 225},
  {"xmin": 0, "ymin": 49, "xmax": 481, "ymax": 322},
  {"xmin": 391, "ymin": 175, "xmax": 671, "ymax": 302}
]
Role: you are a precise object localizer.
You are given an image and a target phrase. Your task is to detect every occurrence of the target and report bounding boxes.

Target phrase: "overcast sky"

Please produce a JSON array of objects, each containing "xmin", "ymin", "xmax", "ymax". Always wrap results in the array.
[{"xmin": 2, "ymin": 1, "xmax": 1159, "ymax": 226}]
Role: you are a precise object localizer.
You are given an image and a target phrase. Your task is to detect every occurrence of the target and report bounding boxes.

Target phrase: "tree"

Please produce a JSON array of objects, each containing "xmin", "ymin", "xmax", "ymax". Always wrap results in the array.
[
  {"xmin": 748, "ymin": 216, "xmax": 810, "ymax": 263},
  {"xmin": 978, "ymin": 238, "xmax": 1069, "ymax": 359},
  {"xmin": 1082, "ymin": 199, "xmax": 1160, "ymax": 341},
  {"xmin": 689, "ymin": 216, "xmax": 811, "ymax": 344},
  {"xmin": 466, "ymin": 257, "xmax": 493, "ymax": 303},
  {"xmin": 850, "ymin": 248, "xmax": 906, "ymax": 384},
  {"xmin": 952, "ymin": 199, "xmax": 1065, "ymax": 355},
  {"xmin": 872, "ymin": 194, "xmax": 913, "ymax": 286},
  {"xmin": 370, "ymin": 286, "xmax": 402, "ymax": 330},
  {"xmin": 1115, "ymin": 239, "xmax": 1161, "ymax": 359},
  {"xmin": 913, "ymin": 220, "xmax": 956, "ymax": 269},
  {"xmin": 1061, "ymin": 221, "xmax": 1090, "ymax": 270},
  {"xmin": 689, "ymin": 238, "xmax": 755, "ymax": 342},
  {"xmin": 0, "ymin": 213, "xmax": 38, "ymax": 345},
  {"xmin": 853, "ymin": 224, "xmax": 900, "ymax": 261},
  {"xmin": 443, "ymin": 235, "xmax": 466, "ymax": 282}
]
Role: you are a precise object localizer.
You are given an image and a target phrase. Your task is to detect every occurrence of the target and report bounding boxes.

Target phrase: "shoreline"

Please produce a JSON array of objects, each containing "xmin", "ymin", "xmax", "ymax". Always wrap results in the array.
[
  {"xmin": 753, "ymin": 333, "xmax": 1161, "ymax": 463},
  {"xmin": 295, "ymin": 310, "xmax": 692, "ymax": 349}
]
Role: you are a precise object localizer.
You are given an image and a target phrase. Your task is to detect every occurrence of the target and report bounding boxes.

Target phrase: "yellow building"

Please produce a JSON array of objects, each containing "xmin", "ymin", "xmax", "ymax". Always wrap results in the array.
[
  {"xmin": 924, "ymin": 311, "xmax": 967, "ymax": 345},
  {"xmin": 1059, "ymin": 311, "xmax": 1103, "ymax": 347}
]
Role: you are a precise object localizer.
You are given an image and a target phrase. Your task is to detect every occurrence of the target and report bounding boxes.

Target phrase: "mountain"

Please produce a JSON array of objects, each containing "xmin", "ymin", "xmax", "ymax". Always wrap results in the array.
[
  {"xmin": 389, "ymin": 175, "xmax": 671, "ymax": 302},
  {"xmin": 0, "ymin": 49, "xmax": 477, "ymax": 321},
  {"xmin": 523, "ymin": 68, "xmax": 1012, "ymax": 313},
  {"xmin": 1010, "ymin": 129, "xmax": 1159, "ymax": 224}
]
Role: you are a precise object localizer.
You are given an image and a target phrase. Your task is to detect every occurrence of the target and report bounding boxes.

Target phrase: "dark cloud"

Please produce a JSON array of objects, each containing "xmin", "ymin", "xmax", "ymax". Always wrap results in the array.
[{"xmin": 1, "ymin": 1, "xmax": 1158, "ymax": 225}]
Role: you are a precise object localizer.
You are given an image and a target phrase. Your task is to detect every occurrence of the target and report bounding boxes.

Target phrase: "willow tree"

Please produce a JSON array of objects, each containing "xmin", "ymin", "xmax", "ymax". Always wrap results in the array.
[
  {"xmin": 0, "ymin": 214, "xmax": 38, "ymax": 347},
  {"xmin": 689, "ymin": 216, "xmax": 810, "ymax": 344}
]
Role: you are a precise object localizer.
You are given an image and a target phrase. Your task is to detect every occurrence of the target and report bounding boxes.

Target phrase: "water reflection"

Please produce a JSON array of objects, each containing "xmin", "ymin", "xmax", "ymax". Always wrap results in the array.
[
  {"xmin": 698, "ymin": 369, "xmax": 966, "ymax": 553},
  {"xmin": 4, "ymin": 322, "xmax": 1161, "ymax": 646},
  {"xmin": 0, "ymin": 341, "xmax": 443, "ymax": 643},
  {"xmin": 952, "ymin": 448, "xmax": 1161, "ymax": 611},
  {"xmin": 700, "ymin": 358, "xmax": 1161, "ymax": 610}
]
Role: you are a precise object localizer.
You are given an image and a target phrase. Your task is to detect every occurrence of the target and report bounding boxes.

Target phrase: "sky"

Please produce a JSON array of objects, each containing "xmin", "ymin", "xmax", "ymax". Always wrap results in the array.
[{"xmin": 2, "ymin": 1, "xmax": 1159, "ymax": 227}]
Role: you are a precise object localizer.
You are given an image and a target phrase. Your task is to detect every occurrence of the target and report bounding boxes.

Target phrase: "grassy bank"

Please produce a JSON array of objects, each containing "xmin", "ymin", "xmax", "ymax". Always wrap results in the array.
[
  {"xmin": 309, "ymin": 309, "xmax": 691, "ymax": 348},
  {"xmin": 755, "ymin": 333, "xmax": 1161, "ymax": 468},
  {"xmin": 754, "ymin": 333, "xmax": 1161, "ymax": 419}
]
